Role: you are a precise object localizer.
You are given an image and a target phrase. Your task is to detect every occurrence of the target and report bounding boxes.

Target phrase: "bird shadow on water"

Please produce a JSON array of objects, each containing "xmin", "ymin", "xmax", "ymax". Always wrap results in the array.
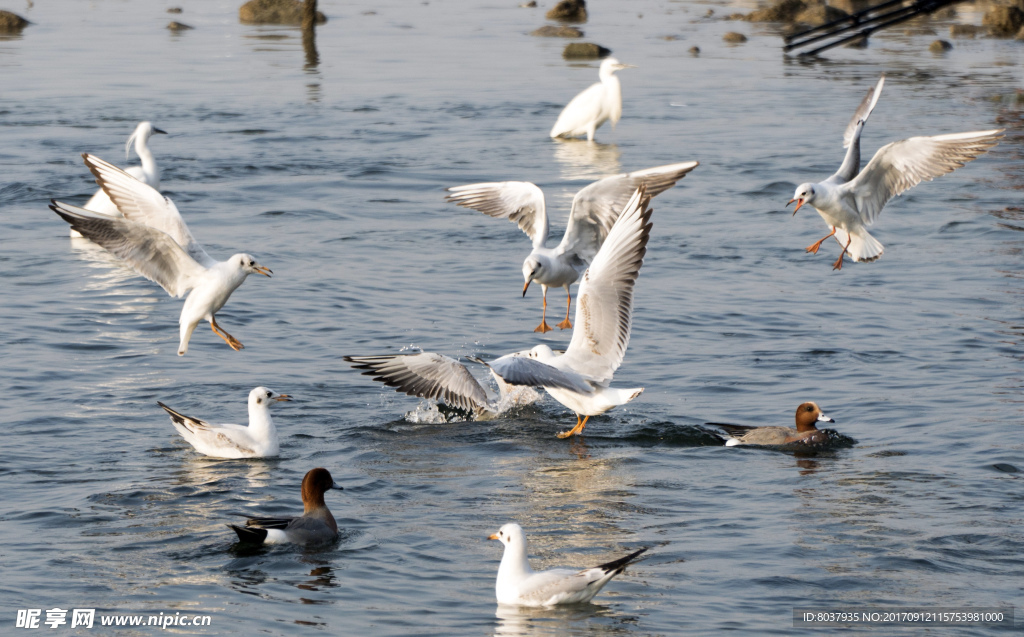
[{"xmin": 493, "ymin": 603, "xmax": 639, "ymax": 637}]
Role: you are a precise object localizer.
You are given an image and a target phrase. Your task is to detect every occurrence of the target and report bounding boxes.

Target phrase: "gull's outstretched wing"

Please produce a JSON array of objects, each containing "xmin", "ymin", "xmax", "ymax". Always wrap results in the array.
[
  {"xmin": 83, "ymin": 153, "xmax": 216, "ymax": 268},
  {"xmin": 558, "ymin": 162, "xmax": 695, "ymax": 265},
  {"xmin": 485, "ymin": 353, "xmax": 594, "ymax": 394},
  {"xmin": 445, "ymin": 182, "xmax": 549, "ymax": 249},
  {"xmin": 842, "ymin": 129, "xmax": 1004, "ymax": 225},
  {"xmin": 50, "ymin": 200, "xmax": 206, "ymax": 298},
  {"xmin": 828, "ymin": 74, "xmax": 885, "ymax": 185},
  {"xmin": 558, "ymin": 186, "xmax": 652, "ymax": 384},
  {"xmin": 344, "ymin": 353, "xmax": 490, "ymax": 412}
]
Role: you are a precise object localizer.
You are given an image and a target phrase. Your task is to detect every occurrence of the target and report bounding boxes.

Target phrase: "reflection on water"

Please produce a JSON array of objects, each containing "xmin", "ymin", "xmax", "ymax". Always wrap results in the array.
[
  {"xmin": 494, "ymin": 603, "xmax": 635, "ymax": 637},
  {"xmin": 551, "ymin": 139, "xmax": 621, "ymax": 182}
]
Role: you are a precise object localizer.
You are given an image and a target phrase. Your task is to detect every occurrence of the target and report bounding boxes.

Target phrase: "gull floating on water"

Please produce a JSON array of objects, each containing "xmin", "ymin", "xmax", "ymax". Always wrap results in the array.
[
  {"xmin": 488, "ymin": 523, "xmax": 648, "ymax": 606},
  {"xmin": 229, "ymin": 468, "xmax": 344, "ymax": 545},
  {"xmin": 788, "ymin": 79, "xmax": 1003, "ymax": 270},
  {"xmin": 72, "ymin": 121, "xmax": 166, "ymax": 238},
  {"xmin": 158, "ymin": 387, "xmax": 291, "ymax": 458},
  {"xmin": 550, "ymin": 57, "xmax": 635, "ymax": 142},
  {"xmin": 50, "ymin": 153, "xmax": 272, "ymax": 355},
  {"xmin": 348, "ymin": 186, "xmax": 652, "ymax": 438},
  {"xmin": 446, "ymin": 161, "xmax": 696, "ymax": 333},
  {"xmin": 709, "ymin": 402, "xmax": 835, "ymax": 447}
]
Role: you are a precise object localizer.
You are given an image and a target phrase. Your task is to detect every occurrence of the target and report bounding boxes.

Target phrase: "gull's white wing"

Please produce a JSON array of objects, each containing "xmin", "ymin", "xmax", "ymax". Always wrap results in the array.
[
  {"xmin": 50, "ymin": 200, "xmax": 206, "ymax": 298},
  {"xmin": 829, "ymin": 74, "xmax": 885, "ymax": 185},
  {"xmin": 343, "ymin": 353, "xmax": 490, "ymax": 412},
  {"xmin": 557, "ymin": 162, "xmax": 696, "ymax": 265},
  {"xmin": 486, "ymin": 353, "xmax": 594, "ymax": 394},
  {"xmin": 445, "ymin": 182, "xmax": 549, "ymax": 249},
  {"xmin": 83, "ymin": 153, "xmax": 216, "ymax": 268},
  {"xmin": 159, "ymin": 402, "xmax": 258, "ymax": 455},
  {"xmin": 516, "ymin": 547, "xmax": 648, "ymax": 605},
  {"xmin": 841, "ymin": 129, "xmax": 1003, "ymax": 225},
  {"xmin": 559, "ymin": 187, "xmax": 652, "ymax": 384}
]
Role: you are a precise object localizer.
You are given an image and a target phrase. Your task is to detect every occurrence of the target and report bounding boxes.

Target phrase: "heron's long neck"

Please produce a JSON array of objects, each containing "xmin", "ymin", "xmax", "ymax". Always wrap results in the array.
[
  {"xmin": 602, "ymin": 74, "xmax": 623, "ymax": 125},
  {"xmin": 134, "ymin": 139, "xmax": 160, "ymax": 188}
]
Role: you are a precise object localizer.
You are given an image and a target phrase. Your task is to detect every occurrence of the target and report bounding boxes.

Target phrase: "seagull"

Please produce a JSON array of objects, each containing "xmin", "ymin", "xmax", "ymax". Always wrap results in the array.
[
  {"xmin": 343, "ymin": 352, "xmax": 538, "ymax": 420},
  {"xmin": 347, "ymin": 186, "xmax": 652, "ymax": 438},
  {"xmin": 446, "ymin": 161, "xmax": 696, "ymax": 333},
  {"xmin": 488, "ymin": 523, "xmax": 648, "ymax": 606},
  {"xmin": 50, "ymin": 153, "xmax": 272, "ymax": 355},
  {"xmin": 228, "ymin": 468, "xmax": 344, "ymax": 545},
  {"xmin": 709, "ymin": 401, "xmax": 836, "ymax": 447},
  {"xmin": 158, "ymin": 387, "xmax": 292, "ymax": 458},
  {"xmin": 72, "ymin": 121, "xmax": 166, "ymax": 237},
  {"xmin": 550, "ymin": 57, "xmax": 636, "ymax": 142},
  {"xmin": 788, "ymin": 81, "xmax": 1003, "ymax": 269}
]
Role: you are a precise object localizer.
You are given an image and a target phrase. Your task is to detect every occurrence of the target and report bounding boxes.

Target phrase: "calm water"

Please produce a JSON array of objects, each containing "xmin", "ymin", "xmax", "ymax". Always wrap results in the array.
[{"xmin": 2, "ymin": 0, "xmax": 1023, "ymax": 634}]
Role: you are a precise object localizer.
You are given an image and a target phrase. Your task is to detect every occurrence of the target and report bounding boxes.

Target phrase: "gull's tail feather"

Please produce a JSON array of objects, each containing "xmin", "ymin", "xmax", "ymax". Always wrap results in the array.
[
  {"xmin": 835, "ymin": 227, "xmax": 884, "ymax": 263},
  {"xmin": 596, "ymin": 547, "xmax": 649, "ymax": 576}
]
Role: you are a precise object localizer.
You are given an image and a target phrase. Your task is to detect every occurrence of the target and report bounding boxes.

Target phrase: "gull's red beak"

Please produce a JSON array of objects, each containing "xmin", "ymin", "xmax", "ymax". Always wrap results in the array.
[
  {"xmin": 522, "ymin": 280, "xmax": 530, "ymax": 297},
  {"xmin": 787, "ymin": 198, "xmax": 804, "ymax": 215}
]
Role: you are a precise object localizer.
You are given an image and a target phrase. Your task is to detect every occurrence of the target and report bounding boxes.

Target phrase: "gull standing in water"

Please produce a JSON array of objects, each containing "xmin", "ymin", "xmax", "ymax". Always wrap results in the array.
[
  {"xmin": 159, "ymin": 387, "xmax": 292, "ymax": 458},
  {"xmin": 488, "ymin": 523, "xmax": 648, "ymax": 606},
  {"xmin": 550, "ymin": 57, "xmax": 635, "ymax": 142},
  {"xmin": 50, "ymin": 153, "xmax": 272, "ymax": 355},
  {"xmin": 446, "ymin": 161, "xmax": 696, "ymax": 332},
  {"xmin": 347, "ymin": 187, "xmax": 652, "ymax": 437},
  {"xmin": 71, "ymin": 121, "xmax": 166, "ymax": 237},
  {"xmin": 788, "ymin": 79, "xmax": 1002, "ymax": 269}
]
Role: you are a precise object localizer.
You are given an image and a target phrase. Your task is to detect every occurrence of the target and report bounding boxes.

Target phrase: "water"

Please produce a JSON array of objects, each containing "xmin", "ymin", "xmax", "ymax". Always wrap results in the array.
[{"xmin": 1, "ymin": 0, "xmax": 1022, "ymax": 634}]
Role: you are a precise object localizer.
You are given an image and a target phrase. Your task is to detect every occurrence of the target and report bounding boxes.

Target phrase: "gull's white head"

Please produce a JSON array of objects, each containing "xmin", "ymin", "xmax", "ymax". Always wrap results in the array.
[
  {"xmin": 522, "ymin": 344, "xmax": 555, "ymax": 361},
  {"xmin": 600, "ymin": 57, "xmax": 636, "ymax": 77},
  {"xmin": 521, "ymin": 255, "xmax": 546, "ymax": 296},
  {"xmin": 126, "ymin": 121, "xmax": 167, "ymax": 158},
  {"xmin": 488, "ymin": 523, "xmax": 526, "ymax": 548},
  {"xmin": 248, "ymin": 386, "xmax": 292, "ymax": 410},
  {"xmin": 231, "ymin": 253, "xmax": 273, "ymax": 278},
  {"xmin": 787, "ymin": 183, "xmax": 817, "ymax": 215}
]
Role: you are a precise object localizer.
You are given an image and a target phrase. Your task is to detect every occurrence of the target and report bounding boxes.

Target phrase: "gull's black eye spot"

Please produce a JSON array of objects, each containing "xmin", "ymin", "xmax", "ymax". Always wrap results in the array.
[
  {"xmin": 257, "ymin": 398, "xmax": 262, "ymax": 404},
  {"xmin": 249, "ymin": 260, "xmax": 255, "ymax": 266}
]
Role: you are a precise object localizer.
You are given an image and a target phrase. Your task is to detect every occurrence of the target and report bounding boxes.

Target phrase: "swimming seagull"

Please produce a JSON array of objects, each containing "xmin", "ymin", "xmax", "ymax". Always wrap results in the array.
[
  {"xmin": 158, "ymin": 387, "xmax": 292, "ymax": 458},
  {"xmin": 446, "ymin": 161, "xmax": 696, "ymax": 332},
  {"xmin": 229, "ymin": 468, "xmax": 344, "ymax": 545},
  {"xmin": 788, "ymin": 84, "xmax": 1003, "ymax": 269},
  {"xmin": 488, "ymin": 523, "xmax": 648, "ymax": 606},
  {"xmin": 550, "ymin": 57, "xmax": 636, "ymax": 142},
  {"xmin": 49, "ymin": 153, "xmax": 272, "ymax": 355},
  {"xmin": 347, "ymin": 186, "xmax": 652, "ymax": 438},
  {"xmin": 72, "ymin": 121, "xmax": 166, "ymax": 237}
]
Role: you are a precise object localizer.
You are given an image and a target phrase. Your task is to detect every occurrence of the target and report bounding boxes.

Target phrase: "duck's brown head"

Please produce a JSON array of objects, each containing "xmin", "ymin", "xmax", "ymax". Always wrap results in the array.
[
  {"xmin": 301, "ymin": 467, "xmax": 344, "ymax": 511},
  {"xmin": 795, "ymin": 402, "xmax": 834, "ymax": 432}
]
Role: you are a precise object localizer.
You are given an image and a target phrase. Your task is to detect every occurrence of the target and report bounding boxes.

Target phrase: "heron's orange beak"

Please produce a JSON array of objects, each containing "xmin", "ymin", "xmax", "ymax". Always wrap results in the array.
[{"xmin": 787, "ymin": 198, "xmax": 804, "ymax": 215}]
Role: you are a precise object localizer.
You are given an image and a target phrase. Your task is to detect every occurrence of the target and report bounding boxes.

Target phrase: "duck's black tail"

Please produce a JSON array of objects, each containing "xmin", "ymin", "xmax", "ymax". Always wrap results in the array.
[{"xmin": 228, "ymin": 524, "xmax": 268, "ymax": 544}]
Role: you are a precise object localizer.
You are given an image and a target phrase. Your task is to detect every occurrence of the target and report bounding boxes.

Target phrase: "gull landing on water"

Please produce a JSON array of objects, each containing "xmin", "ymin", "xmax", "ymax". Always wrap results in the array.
[
  {"xmin": 159, "ymin": 387, "xmax": 292, "ymax": 458},
  {"xmin": 550, "ymin": 57, "xmax": 636, "ymax": 142},
  {"xmin": 446, "ymin": 161, "xmax": 696, "ymax": 333},
  {"xmin": 488, "ymin": 523, "xmax": 648, "ymax": 606},
  {"xmin": 348, "ymin": 187, "xmax": 652, "ymax": 438},
  {"xmin": 787, "ymin": 76, "xmax": 1003, "ymax": 270},
  {"xmin": 50, "ymin": 153, "xmax": 272, "ymax": 355},
  {"xmin": 72, "ymin": 121, "xmax": 166, "ymax": 238}
]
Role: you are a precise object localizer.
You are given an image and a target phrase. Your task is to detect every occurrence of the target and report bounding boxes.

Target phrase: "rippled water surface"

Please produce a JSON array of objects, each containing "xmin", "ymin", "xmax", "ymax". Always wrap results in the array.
[{"xmin": 2, "ymin": 0, "xmax": 1023, "ymax": 634}]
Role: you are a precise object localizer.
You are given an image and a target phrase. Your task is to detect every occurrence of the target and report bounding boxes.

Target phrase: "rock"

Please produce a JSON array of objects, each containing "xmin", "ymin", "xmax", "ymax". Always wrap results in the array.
[
  {"xmin": 546, "ymin": 0, "xmax": 587, "ymax": 22},
  {"xmin": 688, "ymin": 45, "xmax": 700, "ymax": 55},
  {"xmin": 1018, "ymin": 25, "xmax": 1024, "ymax": 39},
  {"xmin": 520, "ymin": 0, "xmax": 537, "ymax": 6},
  {"xmin": 167, "ymin": 7, "xmax": 183, "ymax": 13},
  {"xmin": 0, "ymin": 10, "xmax": 29, "ymax": 32},
  {"xmin": 562, "ymin": 42, "xmax": 610, "ymax": 58},
  {"xmin": 794, "ymin": 3, "xmax": 848, "ymax": 26},
  {"xmin": 531, "ymin": 25, "xmax": 583, "ymax": 37},
  {"xmin": 745, "ymin": 0, "xmax": 806, "ymax": 23},
  {"xmin": 933, "ymin": 7, "xmax": 956, "ymax": 19},
  {"xmin": 239, "ymin": 0, "xmax": 326, "ymax": 25},
  {"xmin": 828, "ymin": 0, "xmax": 871, "ymax": 13},
  {"xmin": 929, "ymin": 39, "xmax": 953, "ymax": 52},
  {"xmin": 705, "ymin": 9, "xmax": 715, "ymax": 17},
  {"xmin": 983, "ymin": 5, "xmax": 1024, "ymax": 36},
  {"xmin": 725, "ymin": 13, "xmax": 747, "ymax": 20},
  {"xmin": 949, "ymin": 24, "xmax": 979, "ymax": 38},
  {"xmin": 661, "ymin": 34, "xmax": 680, "ymax": 40},
  {"xmin": 723, "ymin": 31, "xmax": 748, "ymax": 42},
  {"xmin": 844, "ymin": 35, "xmax": 868, "ymax": 47},
  {"xmin": 167, "ymin": 21, "xmax": 193, "ymax": 30}
]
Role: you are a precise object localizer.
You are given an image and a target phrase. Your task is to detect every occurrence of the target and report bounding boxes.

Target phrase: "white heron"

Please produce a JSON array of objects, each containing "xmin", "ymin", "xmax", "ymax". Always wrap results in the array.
[{"xmin": 550, "ymin": 57, "xmax": 635, "ymax": 142}]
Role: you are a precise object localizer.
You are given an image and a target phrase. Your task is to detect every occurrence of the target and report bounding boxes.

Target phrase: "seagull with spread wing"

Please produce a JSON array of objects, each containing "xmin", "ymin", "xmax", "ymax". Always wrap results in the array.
[
  {"xmin": 446, "ymin": 161, "xmax": 695, "ymax": 333},
  {"xmin": 346, "ymin": 186, "xmax": 653, "ymax": 438},
  {"xmin": 50, "ymin": 153, "xmax": 272, "ymax": 355}
]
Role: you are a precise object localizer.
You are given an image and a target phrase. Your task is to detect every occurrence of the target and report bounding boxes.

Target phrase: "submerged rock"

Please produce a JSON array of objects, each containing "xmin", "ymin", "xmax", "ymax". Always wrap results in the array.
[
  {"xmin": 167, "ymin": 21, "xmax": 193, "ymax": 31},
  {"xmin": 546, "ymin": 0, "xmax": 586, "ymax": 22},
  {"xmin": 745, "ymin": 0, "xmax": 806, "ymax": 23},
  {"xmin": 723, "ymin": 31, "xmax": 748, "ymax": 42},
  {"xmin": 982, "ymin": 5, "xmax": 1024, "ymax": 36},
  {"xmin": 949, "ymin": 23, "xmax": 980, "ymax": 38},
  {"xmin": 531, "ymin": 25, "xmax": 583, "ymax": 37},
  {"xmin": 794, "ymin": 3, "xmax": 848, "ymax": 26},
  {"xmin": 239, "ymin": 0, "xmax": 326, "ymax": 25},
  {"xmin": 167, "ymin": 7, "xmax": 183, "ymax": 13},
  {"xmin": 688, "ymin": 45, "xmax": 700, "ymax": 55},
  {"xmin": 0, "ymin": 10, "xmax": 29, "ymax": 32},
  {"xmin": 562, "ymin": 42, "xmax": 609, "ymax": 58},
  {"xmin": 520, "ymin": 0, "xmax": 537, "ymax": 6},
  {"xmin": 929, "ymin": 39, "xmax": 953, "ymax": 52}
]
